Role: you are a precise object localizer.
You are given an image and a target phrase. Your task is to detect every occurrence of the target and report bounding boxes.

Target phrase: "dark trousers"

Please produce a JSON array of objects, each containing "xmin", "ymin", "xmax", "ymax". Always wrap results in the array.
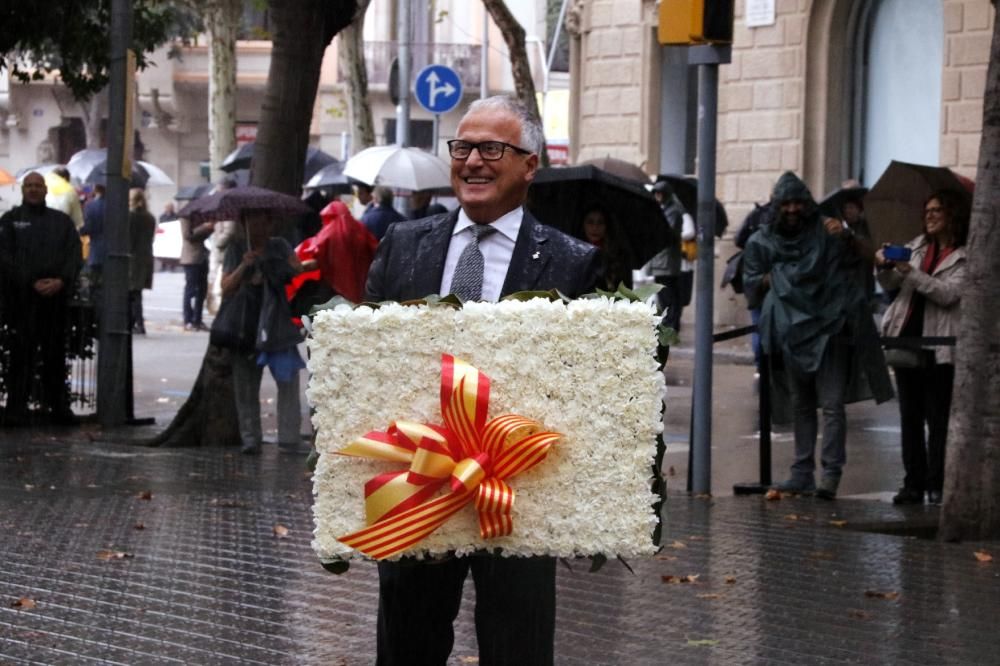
[
  {"xmin": 182, "ymin": 261, "xmax": 208, "ymax": 326},
  {"xmin": 376, "ymin": 555, "xmax": 556, "ymax": 666},
  {"xmin": 129, "ymin": 289, "xmax": 144, "ymax": 333},
  {"xmin": 894, "ymin": 363, "xmax": 955, "ymax": 493},
  {"xmin": 3, "ymin": 292, "xmax": 71, "ymax": 416},
  {"xmin": 654, "ymin": 275, "xmax": 683, "ymax": 332}
]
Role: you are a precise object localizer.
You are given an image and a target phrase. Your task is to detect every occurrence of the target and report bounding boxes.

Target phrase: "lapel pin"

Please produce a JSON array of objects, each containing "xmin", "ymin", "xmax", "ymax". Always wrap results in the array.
[{"xmin": 532, "ymin": 251, "xmax": 540, "ymax": 260}]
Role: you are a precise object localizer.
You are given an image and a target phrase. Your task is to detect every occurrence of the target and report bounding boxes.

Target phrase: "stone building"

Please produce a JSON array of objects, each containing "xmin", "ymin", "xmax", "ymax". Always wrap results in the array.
[{"xmin": 568, "ymin": 0, "xmax": 993, "ymax": 324}]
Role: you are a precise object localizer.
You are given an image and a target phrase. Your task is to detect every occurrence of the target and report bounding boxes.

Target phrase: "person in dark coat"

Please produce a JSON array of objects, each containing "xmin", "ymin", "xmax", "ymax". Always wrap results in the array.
[
  {"xmin": 360, "ymin": 185, "xmax": 406, "ymax": 241},
  {"xmin": 128, "ymin": 188, "xmax": 156, "ymax": 335},
  {"xmin": 0, "ymin": 172, "xmax": 82, "ymax": 425},
  {"xmin": 742, "ymin": 171, "xmax": 892, "ymax": 500},
  {"xmin": 365, "ymin": 95, "xmax": 601, "ymax": 666}
]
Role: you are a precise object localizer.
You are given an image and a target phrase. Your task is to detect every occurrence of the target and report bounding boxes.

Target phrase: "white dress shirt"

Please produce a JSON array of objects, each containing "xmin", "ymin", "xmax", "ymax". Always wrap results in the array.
[{"xmin": 439, "ymin": 207, "xmax": 522, "ymax": 302}]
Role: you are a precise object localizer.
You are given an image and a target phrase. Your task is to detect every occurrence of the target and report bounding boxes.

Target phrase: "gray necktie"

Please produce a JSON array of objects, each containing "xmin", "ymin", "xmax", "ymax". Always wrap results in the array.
[{"xmin": 450, "ymin": 224, "xmax": 498, "ymax": 301}]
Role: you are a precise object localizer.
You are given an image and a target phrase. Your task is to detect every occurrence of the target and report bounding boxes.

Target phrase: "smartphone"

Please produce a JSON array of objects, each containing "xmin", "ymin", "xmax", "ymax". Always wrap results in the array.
[{"xmin": 883, "ymin": 245, "xmax": 912, "ymax": 262}]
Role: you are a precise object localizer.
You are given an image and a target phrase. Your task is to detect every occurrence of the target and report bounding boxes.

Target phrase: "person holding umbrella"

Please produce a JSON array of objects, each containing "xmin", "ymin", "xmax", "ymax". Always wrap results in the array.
[
  {"xmin": 876, "ymin": 189, "xmax": 968, "ymax": 506},
  {"xmin": 219, "ymin": 209, "xmax": 306, "ymax": 455},
  {"xmin": 644, "ymin": 180, "xmax": 692, "ymax": 332}
]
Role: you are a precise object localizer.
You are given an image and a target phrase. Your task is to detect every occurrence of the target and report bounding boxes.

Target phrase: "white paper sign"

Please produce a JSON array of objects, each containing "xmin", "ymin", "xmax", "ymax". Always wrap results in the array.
[{"xmin": 746, "ymin": 0, "xmax": 776, "ymax": 28}]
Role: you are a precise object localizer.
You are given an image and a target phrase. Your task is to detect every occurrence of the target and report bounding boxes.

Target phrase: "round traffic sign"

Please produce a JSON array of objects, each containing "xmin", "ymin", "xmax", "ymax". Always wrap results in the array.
[{"xmin": 414, "ymin": 64, "xmax": 463, "ymax": 114}]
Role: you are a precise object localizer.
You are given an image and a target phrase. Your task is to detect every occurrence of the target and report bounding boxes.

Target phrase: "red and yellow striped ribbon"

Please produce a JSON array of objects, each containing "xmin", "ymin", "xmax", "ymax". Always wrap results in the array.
[{"xmin": 336, "ymin": 354, "xmax": 561, "ymax": 559}]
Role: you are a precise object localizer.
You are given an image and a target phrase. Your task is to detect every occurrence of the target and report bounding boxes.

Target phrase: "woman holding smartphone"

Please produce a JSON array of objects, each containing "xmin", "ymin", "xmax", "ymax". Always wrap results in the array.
[{"xmin": 875, "ymin": 189, "xmax": 969, "ymax": 505}]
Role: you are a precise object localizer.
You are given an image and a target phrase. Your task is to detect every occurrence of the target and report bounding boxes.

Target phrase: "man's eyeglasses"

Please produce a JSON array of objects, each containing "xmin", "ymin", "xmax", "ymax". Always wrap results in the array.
[{"xmin": 447, "ymin": 140, "xmax": 532, "ymax": 161}]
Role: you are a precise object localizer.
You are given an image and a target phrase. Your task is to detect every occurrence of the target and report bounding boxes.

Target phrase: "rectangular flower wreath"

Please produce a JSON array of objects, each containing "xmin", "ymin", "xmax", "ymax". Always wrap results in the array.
[{"xmin": 307, "ymin": 297, "xmax": 664, "ymax": 561}]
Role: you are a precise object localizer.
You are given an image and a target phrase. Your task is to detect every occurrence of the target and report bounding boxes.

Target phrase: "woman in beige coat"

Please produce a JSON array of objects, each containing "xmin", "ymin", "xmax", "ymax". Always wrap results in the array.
[{"xmin": 876, "ymin": 189, "xmax": 968, "ymax": 506}]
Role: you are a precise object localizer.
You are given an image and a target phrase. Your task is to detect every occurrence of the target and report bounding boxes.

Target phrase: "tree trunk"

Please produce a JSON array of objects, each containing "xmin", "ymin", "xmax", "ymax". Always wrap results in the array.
[
  {"xmin": 78, "ymin": 91, "xmax": 107, "ymax": 149},
  {"xmin": 481, "ymin": 0, "xmax": 549, "ymax": 165},
  {"xmin": 338, "ymin": 1, "xmax": 376, "ymax": 154},
  {"xmin": 150, "ymin": 0, "xmax": 355, "ymax": 448},
  {"xmin": 939, "ymin": 7, "xmax": 1000, "ymax": 541},
  {"xmin": 206, "ymin": 0, "xmax": 241, "ymax": 182}
]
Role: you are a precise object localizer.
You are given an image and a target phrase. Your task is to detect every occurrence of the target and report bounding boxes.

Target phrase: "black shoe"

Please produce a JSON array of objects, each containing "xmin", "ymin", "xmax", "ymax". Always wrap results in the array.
[
  {"xmin": 928, "ymin": 490, "xmax": 943, "ymax": 505},
  {"xmin": 892, "ymin": 488, "xmax": 924, "ymax": 505},
  {"xmin": 240, "ymin": 442, "xmax": 261, "ymax": 455}
]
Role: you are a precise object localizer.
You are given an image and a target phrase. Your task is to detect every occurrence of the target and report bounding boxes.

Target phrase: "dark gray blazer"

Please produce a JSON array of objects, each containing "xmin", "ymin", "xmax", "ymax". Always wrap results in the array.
[{"xmin": 364, "ymin": 208, "xmax": 601, "ymax": 302}]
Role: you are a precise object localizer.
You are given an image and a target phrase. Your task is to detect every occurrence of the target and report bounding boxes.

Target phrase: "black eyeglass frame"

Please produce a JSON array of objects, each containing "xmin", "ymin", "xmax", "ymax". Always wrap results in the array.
[{"xmin": 446, "ymin": 140, "xmax": 533, "ymax": 161}]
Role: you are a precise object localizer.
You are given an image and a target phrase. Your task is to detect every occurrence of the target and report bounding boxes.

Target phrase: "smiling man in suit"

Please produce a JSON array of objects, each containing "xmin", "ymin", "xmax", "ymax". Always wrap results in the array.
[{"xmin": 365, "ymin": 96, "xmax": 601, "ymax": 665}]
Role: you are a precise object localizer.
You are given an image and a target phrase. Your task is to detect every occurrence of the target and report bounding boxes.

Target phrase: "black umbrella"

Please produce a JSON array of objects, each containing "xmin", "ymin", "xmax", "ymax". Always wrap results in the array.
[
  {"xmin": 303, "ymin": 161, "xmax": 354, "ymax": 193},
  {"xmin": 654, "ymin": 174, "xmax": 728, "ymax": 237},
  {"xmin": 178, "ymin": 185, "xmax": 313, "ymax": 224},
  {"xmin": 221, "ymin": 142, "xmax": 338, "ymax": 183},
  {"xmin": 864, "ymin": 160, "xmax": 974, "ymax": 248},
  {"xmin": 818, "ymin": 186, "xmax": 868, "ymax": 219},
  {"xmin": 526, "ymin": 165, "xmax": 668, "ymax": 268}
]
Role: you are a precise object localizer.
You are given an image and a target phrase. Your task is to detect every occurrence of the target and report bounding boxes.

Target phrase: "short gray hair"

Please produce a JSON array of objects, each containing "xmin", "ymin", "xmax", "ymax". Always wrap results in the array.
[
  {"xmin": 373, "ymin": 185, "xmax": 395, "ymax": 206},
  {"xmin": 465, "ymin": 95, "xmax": 545, "ymax": 155}
]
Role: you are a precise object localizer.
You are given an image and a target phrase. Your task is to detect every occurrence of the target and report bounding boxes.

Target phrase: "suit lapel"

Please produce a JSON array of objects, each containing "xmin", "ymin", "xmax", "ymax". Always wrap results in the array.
[
  {"xmin": 411, "ymin": 210, "xmax": 458, "ymax": 299},
  {"xmin": 501, "ymin": 211, "xmax": 550, "ymax": 296}
]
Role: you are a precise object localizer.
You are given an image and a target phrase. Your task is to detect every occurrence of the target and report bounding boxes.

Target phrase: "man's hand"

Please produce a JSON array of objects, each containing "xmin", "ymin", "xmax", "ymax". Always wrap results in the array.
[
  {"xmin": 33, "ymin": 278, "xmax": 64, "ymax": 297},
  {"xmin": 823, "ymin": 218, "xmax": 847, "ymax": 236}
]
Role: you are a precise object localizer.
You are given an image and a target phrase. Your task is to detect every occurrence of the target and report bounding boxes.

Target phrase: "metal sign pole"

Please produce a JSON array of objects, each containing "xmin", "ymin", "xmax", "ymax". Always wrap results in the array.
[
  {"xmin": 689, "ymin": 44, "xmax": 731, "ymax": 495},
  {"xmin": 396, "ymin": 0, "xmax": 411, "ymax": 147},
  {"xmin": 432, "ymin": 114, "xmax": 440, "ymax": 155}
]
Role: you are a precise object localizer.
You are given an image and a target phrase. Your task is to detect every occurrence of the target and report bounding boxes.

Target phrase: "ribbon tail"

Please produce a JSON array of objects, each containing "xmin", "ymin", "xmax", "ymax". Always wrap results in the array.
[{"xmin": 476, "ymin": 477, "xmax": 515, "ymax": 539}]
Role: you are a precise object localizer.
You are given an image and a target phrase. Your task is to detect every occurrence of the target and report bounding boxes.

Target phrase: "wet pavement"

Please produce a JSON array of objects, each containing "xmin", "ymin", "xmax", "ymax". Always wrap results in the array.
[{"xmin": 1, "ymin": 273, "xmax": 999, "ymax": 664}]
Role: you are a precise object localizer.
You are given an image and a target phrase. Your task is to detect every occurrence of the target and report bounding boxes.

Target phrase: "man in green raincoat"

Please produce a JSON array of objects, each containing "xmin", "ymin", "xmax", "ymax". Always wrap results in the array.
[{"xmin": 743, "ymin": 172, "xmax": 893, "ymax": 499}]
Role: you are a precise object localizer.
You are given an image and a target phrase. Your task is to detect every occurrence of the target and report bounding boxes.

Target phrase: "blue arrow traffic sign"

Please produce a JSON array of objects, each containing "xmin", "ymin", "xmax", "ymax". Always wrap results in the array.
[{"xmin": 414, "ymin": 64, "xmax": 463, "ymax": 114}]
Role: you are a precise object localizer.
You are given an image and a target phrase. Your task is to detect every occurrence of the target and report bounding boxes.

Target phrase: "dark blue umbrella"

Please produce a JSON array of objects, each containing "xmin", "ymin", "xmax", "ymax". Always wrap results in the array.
[{"xmin": 220, "ymin": 142, "xmax": 338, "ymax": 183}]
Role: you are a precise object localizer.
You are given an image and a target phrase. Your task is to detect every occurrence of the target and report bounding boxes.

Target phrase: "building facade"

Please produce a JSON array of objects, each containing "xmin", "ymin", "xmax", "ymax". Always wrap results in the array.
[{"xmin": 570, "ymin": 0, "xmax": 993, "ymax": 324}]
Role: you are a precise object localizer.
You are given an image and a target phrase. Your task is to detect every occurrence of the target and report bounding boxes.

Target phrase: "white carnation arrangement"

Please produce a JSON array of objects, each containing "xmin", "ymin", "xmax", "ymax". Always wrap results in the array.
[{"xmin": 307, "ymin": 297, "xmax": 665, "ymax": 561}]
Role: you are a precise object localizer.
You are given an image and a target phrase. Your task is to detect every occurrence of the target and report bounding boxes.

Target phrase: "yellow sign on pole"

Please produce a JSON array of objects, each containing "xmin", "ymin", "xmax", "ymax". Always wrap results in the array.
[{"xmin": 658, "ymin": 0, "xmax": 734, "ymax": 46}]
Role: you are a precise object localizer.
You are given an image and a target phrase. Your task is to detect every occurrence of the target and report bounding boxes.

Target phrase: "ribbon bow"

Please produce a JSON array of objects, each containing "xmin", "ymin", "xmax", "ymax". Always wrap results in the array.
[{"xmin": 336, "ymin": 354, "xmax": 561, "ymax": 559}]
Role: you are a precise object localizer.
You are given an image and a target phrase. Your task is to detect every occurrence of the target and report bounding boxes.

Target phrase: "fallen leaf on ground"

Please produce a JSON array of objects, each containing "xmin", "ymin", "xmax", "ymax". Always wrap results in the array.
[
  {"xmin": 688, "ymin": 535, "xmax": 703, "ymax": 541},
  {"xmin": 973, "ymin": 550, "xmax": 993, "ymax": 563},
  {"xmin": 459, "ymin": 657, "xmax": 479, "ymax": 664},
  {"xmin": 808, "ymin": 551, "xmax": 835, "ymax": 560},
  {"xmin": 96, "ymin": 550, "xmax": 133, "ymax": 561},
  {"xmin": 133, "ymin": 523, "xmax": 145, "ymax": 530},
  {"xmin": 849, "ymin": 609, "xmax": 871, "ymax": 620},
  {"xmin": 686, "ymin": 639, "xmax": 719, "ymax": 647},
  {"xmin": 784, "ymin": 514, "xmax": 799, "ymax": 521},
  {"xmin": 667, "ymin": 466, "xmax": 676, "ymax": 477},
  {"xmin": 654, "ymin": 554, "xmax": 678, "ymax": 561},
  {"xmin": 11, "ymin": 598, "xmax": 36, "ymax": 610},
  {"xmin": 137, "ymin": 491, "xmax": 152, "ymax": 501},
  {"xmin": 829, "ymin": 520, "xmax": 848, "ymax": 528},
  {"xmin": 273, "ymin": 524, "xmax": 289, "ymax": 538},
  {"xmin": 210, "ymin": 498, "xmax": 249, "ymax": 508},
  {"xmin": 864, "ymin": 590, "xmax": 899, "ymax": 600},
  {"xmin": 668, "ymin": 540, "xmax": 687, "ymax": 549},
  {"xmin": 724, "ymin": 576, "xmax": 736, "ymax": 584},
  {"xmin": 661, "ymin": 574, "xmax": 700, "ymax": 584},
  {"xmin": 765, "ymin": 489, "xmax": 782, "ymax": 501},
  {"xmin": 696, "ymin": 593, "xmax": 721, "ymax": 599}
]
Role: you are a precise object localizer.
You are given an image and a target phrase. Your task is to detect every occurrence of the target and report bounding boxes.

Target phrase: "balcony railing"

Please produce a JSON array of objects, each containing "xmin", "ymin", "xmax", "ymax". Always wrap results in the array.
[{"xmin": 349, "ymin": 41, "xmax": 482, "ymax": 90}]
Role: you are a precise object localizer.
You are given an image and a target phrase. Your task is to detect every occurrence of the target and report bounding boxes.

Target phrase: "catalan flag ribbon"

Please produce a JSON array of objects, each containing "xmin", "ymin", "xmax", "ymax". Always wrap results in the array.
[{"xmin": 336, "ymin": 354, "xmax": 561, "ymax": 559}]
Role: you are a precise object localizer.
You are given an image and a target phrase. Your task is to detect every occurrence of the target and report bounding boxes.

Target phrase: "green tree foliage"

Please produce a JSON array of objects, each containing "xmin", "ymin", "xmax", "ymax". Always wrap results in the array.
[{"xmin": 0, "ymin": 1, "xmax": 198, "ymax": 101}]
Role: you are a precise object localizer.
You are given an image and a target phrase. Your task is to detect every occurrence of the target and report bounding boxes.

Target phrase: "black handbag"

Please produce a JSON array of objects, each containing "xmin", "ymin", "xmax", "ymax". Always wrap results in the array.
[
  {"xmin": 721, "ymin": 251, "xmax": 744, "ymax": 293},
  {"xmin": 210, "ymin": 284, "xmax": 262, "ymax": 353}
]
